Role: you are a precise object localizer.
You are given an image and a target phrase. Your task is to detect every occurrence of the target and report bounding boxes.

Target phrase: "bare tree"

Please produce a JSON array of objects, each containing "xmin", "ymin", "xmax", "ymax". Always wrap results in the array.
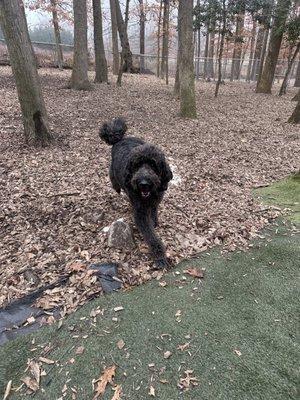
[
  {"xmin": 0, "ymin": 0, "xmax": 52, "ymax": 145},
  {"xmin": 231, "ymin": 8, "xmax": 245, "ymax": 81},
  {"xmin": 93, "ymin": 0, "xmax": 108, "ymax": 83},
  {"xmin": 178, "ymin": 0, "xmax": 197, "ymax": 118},
  {"xmin": 288, "ymin": 90, "xmax": 300, "ymax": 123},
  {"xmin": 139, "ymin": 0, "xmax": 146, "ymax": 72},
  {"xmin": 294, "ymin": 57, "xmax": 300, "ymax": 87},
  {"xmin": 279, "ymin": 42, "xmax": 300, "ymax": 95},
  {"xmin": 125, "ymin": 0, "xmax": 130, "ymax": 31},
  {"xmin": 203, "ymin": 19, "xmax": 210, "ymax": 78},
  {"xmin": 256, "ymin": 0, "xmax": 292, "ymax": 94},
  {"xmin": 246, "ymin": 19, "xmax": 256, "ymax": 82},
  {"xmin": 115, "ymin": 0, "xmax": 133, "ymax": 72},
  {"xmin": 69, "ymin": 0, "xmax": 91, "ymax": 90},
  {"xmin": 109, "ymin": 0, "xmax": 119, "ymax": 75},
  {"xmin": 207, "ymin": 21, "xmax": 216, "ymax": 78},
  {"xmin": 160, "ymin": 0, "xmax": 170, "ymax": 79},
  {"xmin": 156, "ymin": 0, "xmax": 163, "ymax": 77},
  {"xmin": 50, "ymin": 0, "xmax": 63, "ymax": 70},
  {"xmin": 251, "ymin": 24, "xmax": 265, "ymax": 80},
  {"xmin": 215, "ymin": 0, "xmax": 226, "ymax": 97}
]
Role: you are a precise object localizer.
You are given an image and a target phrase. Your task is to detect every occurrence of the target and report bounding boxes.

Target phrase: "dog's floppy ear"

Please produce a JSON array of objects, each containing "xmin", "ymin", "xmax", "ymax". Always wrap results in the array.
[
  {"xmin": 124, "ymin": 146, "xmax": 145, "ymax": 188},
  {"xmin": 159, "ymin": 160, "xmax": 173, "ymax": 191}
]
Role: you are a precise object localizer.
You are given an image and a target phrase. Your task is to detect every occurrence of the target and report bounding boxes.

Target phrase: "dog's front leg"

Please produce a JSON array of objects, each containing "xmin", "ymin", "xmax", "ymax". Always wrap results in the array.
[{"xmin": 133, "ymin": 206, "xmax": 167, "ymax": 269}]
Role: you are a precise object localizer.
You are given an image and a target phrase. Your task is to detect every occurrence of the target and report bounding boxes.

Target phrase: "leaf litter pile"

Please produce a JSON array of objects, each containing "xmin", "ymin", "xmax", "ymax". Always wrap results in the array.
[{"xmin": 0, "ymin": 67, "xmax": 299, "ymax": 317}]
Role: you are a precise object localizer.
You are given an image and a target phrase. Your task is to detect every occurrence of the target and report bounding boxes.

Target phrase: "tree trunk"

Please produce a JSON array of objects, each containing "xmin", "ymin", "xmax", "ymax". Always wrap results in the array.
[
  {"xmin": 109, "ymin": 0, "xmax": 119, "ymax": 75},
  {"xmin": 115, "ymin": 0, "xmax": 133, "ymax": 72},
  {"xmin": 93, "ymin": 0, "xmax": 108, "ymax": 83},
  {"xmin": 0, "ymin": 0, "xmax": 52, "ymax": 146},
  {"xmin": 196, "ymin": 23, "xmax": 201, "ymax": 80},
  {"xmin": 294, "ymin": 57, "xmax": 300, "ymax": 87},
  {"xmin": 70, "ymin": 0, "xmax": 91, "ymax": 90},
  {"xmin": 256, "ymin": 0, "xmax": 292, "ymax": 94},
  {"xmin": 203, "ymin": 20, "xmax": 210, "ymax": 78},
  {"xmin": 161, "ymin": 0, "xmax": 170, "ymax": 79},
  {"xmin": 215, "ymin": 0, "xmax": 226, "ymax": 97},
  {"xmin": 139, "ymin": 0, "xmax": 146, "ymax": 72},
  {"xmin": 231, "ymin": 11, "xmax": 245, "ymax": 81},
  {"xmin": 246, "ymin": 19, "xmax": 256, "ymax": 82},
  {"xmin": 251, "ymin": 24, "xmax": 264, "ymax": 81},
  {"xmin": 50, "ymin": 0, "xmax": 63, "ymax": 70},
  {"xmin": 292, "ymin": 89, "xmax": 300, "ymax": 101},
  {"xmin": 207, "ymin": 24, "xmax": 215, "ymax": 79},
  {"xmin": 174, "ymin": 47, "xmax": 180, "ymax": 96},
  {"xmin": 279, "ymin": 42, "xmax": 300, "ymax": 96},
  {"xmin": 156, "ymin": 0, "xmax": 163, "ymax": 77},
  {"xmin": 178, "ymin": 0, "xmax": 197, "ymax": 118},
  {"xmin": 256, "ymin": 27, "xmax": 270, "ymax": 86},
  {"xmin": 288, "ymin": 92, "xmax": 300, "ymax": 123},
  {"xmin": 124, "ymin": 0, "xmax": 130, "ymax": 31}
]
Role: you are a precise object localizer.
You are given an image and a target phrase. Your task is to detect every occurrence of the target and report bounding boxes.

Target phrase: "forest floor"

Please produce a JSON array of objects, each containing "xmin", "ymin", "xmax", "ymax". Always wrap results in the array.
[{"xmin": 0, "ymin": 67, "xmax": 299, "ymax": 315}]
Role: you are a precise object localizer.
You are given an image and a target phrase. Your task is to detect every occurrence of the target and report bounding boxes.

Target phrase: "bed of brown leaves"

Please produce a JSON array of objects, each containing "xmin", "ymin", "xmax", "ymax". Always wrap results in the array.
[{"xmin": 0, "ymin": 67, "xmax": 299, "ymax": 315}]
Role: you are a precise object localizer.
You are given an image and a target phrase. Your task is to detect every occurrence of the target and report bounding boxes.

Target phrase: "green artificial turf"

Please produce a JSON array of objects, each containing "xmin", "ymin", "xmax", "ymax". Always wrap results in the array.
[{"xmin": 1, "ymin": 223, "xmax": 299, "ymax": 400}]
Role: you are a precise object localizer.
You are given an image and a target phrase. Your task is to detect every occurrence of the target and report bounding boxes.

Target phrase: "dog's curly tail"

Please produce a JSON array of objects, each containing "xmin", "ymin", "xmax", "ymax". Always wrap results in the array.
[{"xmin": 99, "ymin": 117, "xmax": 127, "ymax": 145}]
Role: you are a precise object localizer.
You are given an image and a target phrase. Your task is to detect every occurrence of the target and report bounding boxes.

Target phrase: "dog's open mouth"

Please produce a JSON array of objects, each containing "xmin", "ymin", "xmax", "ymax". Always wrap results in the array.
[{"xmin": 141, "ymin": 190, "xmax": 150, "ymax": 199}]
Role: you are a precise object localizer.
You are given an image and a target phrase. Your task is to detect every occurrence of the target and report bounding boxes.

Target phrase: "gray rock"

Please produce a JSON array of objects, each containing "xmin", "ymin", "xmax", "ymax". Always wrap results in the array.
[{"xmin": 108, "ymin": 219, "xmax": 135, "ymax": 250}]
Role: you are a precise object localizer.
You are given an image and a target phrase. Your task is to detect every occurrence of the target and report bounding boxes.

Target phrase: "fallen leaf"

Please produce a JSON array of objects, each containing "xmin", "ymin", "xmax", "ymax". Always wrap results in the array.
[
  {"xmin": 234, "ymin": 349, "xmax": 242, "ymax": 356},
  {"xmin": 75, "ymin": 346, "xmax": 85, "ymax": 355},
  {"xmin": 177, "ymin": 343, "xmax": 190, "ymax": 351},
  {"xmin": 117, "ymin": 340, "xmax": 125, "ymax": 350},
  {"xmin": 111, "ymin": 385, "xmax": 122, "ymax": 400},
  {"xmin": 114, "ymin": 306, "xmax": 124, "ymax": 312},
  {"xmin": 175, "ymin": 310, "xmax": 182, "ymax": 317},
  {"xmin": 163, "ymin": 351, "xmax": 172, "ymax": 359},
  {"xmin": 21, "ymin": 376, "xmax": 39, "ymax": 392},
  {"xmin": 39, "ymin": 357, "xmax": 55, "ymax": 365},
  {"xmin": 183, "ymin": 268, "xmax": 205, "ymax": 279},
  {"xmin": 93, "ymin": 365, "xmax": 116, "ymax": 399},
  {"xmin": 30, "ymin": 361, "xmax": 40, "ymax": 386},
  {"xmin": 26, "ymin": 316, "xmax": 36, "ymax": 324},
  {"xmin": 149, "ymin": 385, "xmax": 155, "ymax": 396},
  {"xmin": 67, "ymin": 262, "xmax": 86, "ymax": 273},
  {"xmin": 3, "ymin": 380, "xmax": 12, "ymax": 400}
]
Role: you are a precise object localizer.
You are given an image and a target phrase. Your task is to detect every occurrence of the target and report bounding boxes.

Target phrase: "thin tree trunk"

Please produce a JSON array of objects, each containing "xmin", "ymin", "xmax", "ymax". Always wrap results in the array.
[
  {"xmin": 70, "ymin": 0, "xmax": 91, "ymax": 90},
  {"xmin": 256, "ymin": 27, "xmax": 270, "ymax": 86},
  {"xmin": 124, "ymin": 0, "xmax": 130, "ymax": 31},
  {"xmin": 93, "ymin": 0, "xmax": 108, "ymax": 83},
  {"xmin": 115, "ymin": 0, "xmax": 133, "ymax": 72},
  {"xmin": 246, "ymin": 19, "xmax": 256, "ymax": 82},
  {"xmin": 294, "ymin": 57, "xmax": 300, "ymax": 87},
  {"xmin": 178, "ymin": 0, "xmax": 197, "ymax": 118},
  {"xmin": 196, "ymin": 24, "xmax": 201, "ymax": 80},
  {"xmin": 231, "ymin": 10, "xmax": 245, "ymax": 81},
  {"xmin": 161, "ymin": 0, "xmax": 170, "ymax": 79},
  {"xmin": 156, "ymin": 0, "xmax": 163, "ymax": 77},
  {"xmin": 0, "ymin": 0, "xmax": 52, "ymax": 146},
  {"xmin": 279, "ymin": 42, "xmax": 300, "ymax": 96},
  {"xmin": 251, "ymin": 24, "xmax": 264, "ymax": 81},
  {"xmin": 165, "ymin": 0, "xmax": 169, "ymax": 85},
  {"xmin": 174, "ymin": 47, "xmax": 180, "ymax": 96},
  {"xmin": 110, "ymin": 0, "xmax": 119, "ymax": 75},
  {"xmin": 288, "ymin": 91, "xmax": 300, "ymax": 123},
  {"xmin": 292, "ymin": 89, "xmax": 300, "ymax": 101},
  {"xmin": 207, "ymin": 20, "xmax": 216, "ymax": 78},
  {"xmin": 214, "ymin": 30, "xmax": 221, "ymax": 79},
  {"xmin": 50, "ymin": 0, "xmax": 63, "ymax": 70},
  {"xmin": 215, "ymin": 0, "xmax": 226, "ymax": 97},
  {"xmin": 138, "ymin": 0, "xmax": 146, "ymax": 72},
  {"xmin": 117, "ymin": 53, "xmax": 123, "ymax": 86},
  {"xmin": 237, "ymin": 36, "xmax": 250, "ymax": 80},
  {"xmin": 203, "ymin": 19, "xmax": 210, "ymax": 78},
  {"xmin": 256, "ymin": 0, "xmax": 292, "ymax": 94}
]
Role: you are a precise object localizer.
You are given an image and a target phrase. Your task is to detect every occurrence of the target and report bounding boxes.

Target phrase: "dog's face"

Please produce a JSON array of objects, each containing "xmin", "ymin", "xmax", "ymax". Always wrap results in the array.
[{"xmin": 131, "ymin": 164, "xmax": 161, "ymax": 199}]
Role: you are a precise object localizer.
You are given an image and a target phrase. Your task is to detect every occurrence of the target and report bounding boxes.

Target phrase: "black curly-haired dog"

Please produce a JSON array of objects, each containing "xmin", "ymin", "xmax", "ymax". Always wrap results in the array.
[{"xmin": 100, "ymin": 118, "xmax": 173, "ymax": 269}]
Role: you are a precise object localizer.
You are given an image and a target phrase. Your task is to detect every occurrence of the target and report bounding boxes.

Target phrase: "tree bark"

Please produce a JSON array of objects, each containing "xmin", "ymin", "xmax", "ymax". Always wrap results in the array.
[
  {"xmin": 178, "ymin": 0, "xmax": 197, "ymax": 118},
  {"xmin": 50, "ymin": 0, "xmax": 63, "ymax": 70},
  {"xmin": 215, "ymin": 0, "xmax": 226, "ymax": 97},
  {"xmin": 161, "ymin": 0, "xmax": 170, "ymax": 79},
  {"xmin": 174, "ymin": 46, "xmax": 180, "ymax": 96},
  {"xmin": 109, "ymin": 0, "xmax": 119, "ymax": 75},
  {"xmin": 246, "ymin": 19, "xmax": 256, "ymax": 82},
  {"xmin": 125, "ymin": 0, "xmax": 130, "ymax": 31},
  {"xmin": 256, "ymin": 27, "xmax": 270, "ymax": 86},
  {"xmin": 139, "ymin": 0, "xmax": 146, "ymax": 72},
  {"xmin": 292, "ymin": 89, "xmax": 300, "ymax": 101},
  {"xmin": 294, "ymin": 57, "xmax": 300, "ymax": 87},
  {"xmin": 231, "ymin": 10, "xmax": 245, "ymax": 81},
  {"xmin": 251, "ymin": 24, "xmax": 264, "ymax": 81},
  {"xmin": 115, "ymin": 0, "xmax": 133, "ymax": 72},
  {"xmin": 279, "ymin": 42, "xmax": 300, "ymax": 96},
  {"xmin": 70, "ymin": 0, "xmax": 91, "ymax": 90},
  {"xmin": 0, "ymin": 0, "xmax": 52, "ymax": 146},
  {"xmin": 203, "ymin": 19, "xmax": 210, "ymax": 78},
  {"xmin": 93, "ymin": 0, "xmax": 108, "ymax": 83},
  {"xmin": 256, "ymin": 0, "xmax": 292, "ymax": 94},
  {"xmin": 288, "ymin": 91, "xmax": 300, "ymax": 123},
  {"xmin": 156, "ymin": 0, "xmax": 163, "ymax": 77},
  {"xmin": 207, "ymin": 24, "xmax": 215, "ymax": 79},
  {"xmin": 196, "ymin": 14, "xmax": 201, "ymax": 80}
]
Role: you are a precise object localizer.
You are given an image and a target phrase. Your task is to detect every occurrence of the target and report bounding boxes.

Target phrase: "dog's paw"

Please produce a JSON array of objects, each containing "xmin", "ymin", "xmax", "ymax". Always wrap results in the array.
[{"xmin": 154, "ymin": 258, "xmax": 169, "ymax": 270}]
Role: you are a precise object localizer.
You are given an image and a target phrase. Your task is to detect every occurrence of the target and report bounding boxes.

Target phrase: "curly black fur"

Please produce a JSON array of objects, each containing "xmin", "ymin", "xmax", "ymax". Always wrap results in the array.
[{"xmin": 99, "ymin": 118, "xmax": 173, "ymax": 269}]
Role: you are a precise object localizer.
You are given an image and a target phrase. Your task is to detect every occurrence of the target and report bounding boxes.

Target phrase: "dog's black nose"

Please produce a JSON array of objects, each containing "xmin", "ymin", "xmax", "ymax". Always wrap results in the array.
[{"xmin": 139, "ymin": 180, "xmax": 150, "ymax": 189}]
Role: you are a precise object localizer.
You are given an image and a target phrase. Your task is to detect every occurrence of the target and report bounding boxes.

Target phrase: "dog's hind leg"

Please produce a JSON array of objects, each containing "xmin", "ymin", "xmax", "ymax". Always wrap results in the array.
[
  {"xmin": 151, "ymin": 207, "xmax": 158, "ymax": 228},
  {"xmin": 109, "ymin": 165, "xmax": 121, "ymax": 194}
]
